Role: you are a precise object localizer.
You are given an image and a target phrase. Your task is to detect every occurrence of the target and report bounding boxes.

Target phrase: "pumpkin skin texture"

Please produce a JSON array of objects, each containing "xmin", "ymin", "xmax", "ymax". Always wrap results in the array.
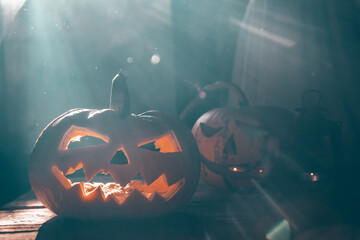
[
  {"xmin": 29, "ymin": 73, "xmax": 200, "ymax": 218},
  {"xmin": 192, "ymin": 106, "xmax": 292, "ymax": 190}
]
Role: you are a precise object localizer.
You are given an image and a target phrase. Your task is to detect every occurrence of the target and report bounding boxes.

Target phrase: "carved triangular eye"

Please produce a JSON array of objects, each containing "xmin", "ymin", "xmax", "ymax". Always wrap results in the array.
[
  {"xmin": 139, "ymin": 141, "xmax": 160, "ymax": 152},
  {"xmin": 200, "ymin": 123, "xmax": 223, "ymax": 137},
  {"xmin": 59, "ymin": 126, "xmax": 109, "ymax": 150},
  {"xmin": 67, "ymin": 136, "xmax": 107, "ymax": 149},
  {"xmin": 137, "ymin": 131, "xmax": 182, "ymax": 153}
]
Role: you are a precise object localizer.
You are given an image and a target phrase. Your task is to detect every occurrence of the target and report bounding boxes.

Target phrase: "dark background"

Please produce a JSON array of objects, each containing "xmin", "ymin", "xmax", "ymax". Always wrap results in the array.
[{"xmin": 0, "ymin": 0, "xmax": 359, "ymax": 223}]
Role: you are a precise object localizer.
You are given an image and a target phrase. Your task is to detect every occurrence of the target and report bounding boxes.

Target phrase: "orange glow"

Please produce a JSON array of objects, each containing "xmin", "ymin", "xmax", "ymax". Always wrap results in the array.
[
  {"xmin": 259, "ymin": 169, "xmax": 263, "ymax": 173},
  {"xmin": 65, "ymin": 162, "xmax": 83, "ymax": 175},
  {"xmin": 138, "ymin": 131, "xmax": 182, "ymax": 153},
  {"xmin": 309, "ymin": 173, "xmax": 319, "ymax": 182},
  {"xmin": 51, "ymin": 165, "xmax": 184, "ymax": 203},
  {"xmin": 229, "ymin": 166, "xmax": 246, "ymax": 173},
  {"xmin": 59, "ymin": 126, "xmax": 109, "ymax": 150}
]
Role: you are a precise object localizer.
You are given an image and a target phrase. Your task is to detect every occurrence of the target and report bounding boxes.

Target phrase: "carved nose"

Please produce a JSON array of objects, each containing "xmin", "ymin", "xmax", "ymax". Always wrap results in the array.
[
  {"xmin": 223, "ymin": 134, "xmax": 237, "ymax": 155},
  {"xmin": 110, "ymin": 150, "xmax": 129, "ymax": 165}
]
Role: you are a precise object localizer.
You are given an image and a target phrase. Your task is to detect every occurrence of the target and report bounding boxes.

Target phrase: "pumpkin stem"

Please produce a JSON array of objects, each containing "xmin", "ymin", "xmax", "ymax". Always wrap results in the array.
[{"xmin": 110, "ymin": 72, "xmax": 130, "ymax": 117}]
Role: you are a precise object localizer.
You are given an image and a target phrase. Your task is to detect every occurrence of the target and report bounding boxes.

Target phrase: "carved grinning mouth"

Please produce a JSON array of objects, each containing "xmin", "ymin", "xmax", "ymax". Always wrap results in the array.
[
  {"xmin": 53, "ymin": 126, "xmax": 186, "ymax": 205},
  {"xmin": 52, "ymin": 164, "xmax": 185, "ymax": 205}
]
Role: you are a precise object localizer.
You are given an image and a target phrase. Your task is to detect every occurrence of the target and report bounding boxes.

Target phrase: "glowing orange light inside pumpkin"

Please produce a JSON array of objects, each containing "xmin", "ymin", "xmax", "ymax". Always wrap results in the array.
[
  {"xmin": 137, "ymin": 131, "xmax": 182, "ymax": 153},
  {"xmin": 51, "ymin": 165, "xmax": 185, "ymax": 203},
  {"xmin": 259, "ymin": 169, "xmax": 263, "ymax": 173},
  {"xmin": 29, "ymin": 73, "xmax": 201, "ymax": 218},
  {"xmin": 59, "ymin": 126, "xmax": 109, "ymax": 150},
  {"xmin": 229, "ymin": 167, "xmax": 246, "ymax": 172}
]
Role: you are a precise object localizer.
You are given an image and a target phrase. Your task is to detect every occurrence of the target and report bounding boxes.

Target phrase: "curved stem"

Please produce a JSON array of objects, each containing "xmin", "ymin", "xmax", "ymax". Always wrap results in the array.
[
  {"xmin": 203, "ymin": 82, "xmax": 249, "ymax": 107},
  {"xmin": 180, "ymin": 81, "xmax": 249, "ymax": 120}
]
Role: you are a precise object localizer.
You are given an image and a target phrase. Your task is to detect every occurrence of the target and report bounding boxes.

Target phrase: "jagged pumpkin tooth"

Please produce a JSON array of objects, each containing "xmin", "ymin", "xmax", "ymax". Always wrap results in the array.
[
  {"xmin": 141, "ymin": 167, "xmax": 163, "ymax": 186},
  {"xmin": 82, "ymin": 184, "xmax": 103, "ymax": 201},
  {"xmin": 82, "ymin": 164, "xmax": 101, "ymax": 182},
  {"xmin": 162, "ymin": 157, "xmax": 184, "ymax": 186},
  {"xmin": 110, "ymin": 192, "xmax": 129, "ymax": 205},
  {"xmin": 164, "ymin": 169, "xmax": 184, "ymax": 186},
  {"xmin": 151, "ymin": 192, "xmax": 167, "ymax": 205},
  {"xmin": 56, "ymin": 153, "xmax": 83, "ymax": 175},
  {"xmin": 122, "ymin": 189, "xmax": 149, "ymax": 206},
  {"xmin": 109, "ymin": 165, "xmax": 138, "ymax": 187},
  {"xmin": 67, "ymin": 183, "xmax": 83, "ymax": 200},
  {"xmin": 140, "ymin": 191, "xmax": 155, "ymax": 201}
]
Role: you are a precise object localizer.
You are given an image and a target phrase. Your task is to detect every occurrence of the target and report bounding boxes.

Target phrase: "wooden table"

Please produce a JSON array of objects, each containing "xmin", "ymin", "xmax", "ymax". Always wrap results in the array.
[{"xmin": 0, "ymin": 181, "xmax": 355, "ymax": 240}]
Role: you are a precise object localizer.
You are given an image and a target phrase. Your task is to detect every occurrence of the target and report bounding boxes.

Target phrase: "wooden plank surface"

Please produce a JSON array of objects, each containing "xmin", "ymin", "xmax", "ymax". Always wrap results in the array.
[
  {"xmin": 0, "ymin": 182, "xmax": 266, "ymax": 240},
  {"xmin": 0, "ymin": 181, "xmax": 353, "ymax": 240},
  {"xmin": 2, "ymin": 192, "xmax": 44, "ymax": 210},
  {"xmin": 0, "ymin": 192, "xmax": 55, "ymax": 240}
]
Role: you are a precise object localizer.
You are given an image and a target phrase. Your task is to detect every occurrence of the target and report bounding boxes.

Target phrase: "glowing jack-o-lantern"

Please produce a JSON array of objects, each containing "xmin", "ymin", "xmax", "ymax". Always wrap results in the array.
[
  {"xmin": 192, "ymin": 107, "xmax": 279, "ymax": 190},
  {"xmin": 29, "ymin": 73, "xmax": 200, "ymax": 218},
  {"xmin": 188, "ymin": 82, "xmax": 293, "ymax": 190}
]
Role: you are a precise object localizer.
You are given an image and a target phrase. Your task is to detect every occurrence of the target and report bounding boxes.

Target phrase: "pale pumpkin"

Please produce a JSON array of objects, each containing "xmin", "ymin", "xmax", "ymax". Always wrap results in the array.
[{"xmin": 188, "ymin": 82, "xmax": 293, "ymax": 190}]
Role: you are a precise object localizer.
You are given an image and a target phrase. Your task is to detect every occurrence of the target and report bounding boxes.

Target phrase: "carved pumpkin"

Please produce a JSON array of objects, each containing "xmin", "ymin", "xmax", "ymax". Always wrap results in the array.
[
  {"xmin": 29, "ymin": 73, "xmax": 200, "ymax": 218},
  {"xmin": 187, "ymin": 82, "xmax": 293, "ymax": 190},
  {"xmin": 193, "ymin": 106, "xmax": 289, "ymax": 190}
]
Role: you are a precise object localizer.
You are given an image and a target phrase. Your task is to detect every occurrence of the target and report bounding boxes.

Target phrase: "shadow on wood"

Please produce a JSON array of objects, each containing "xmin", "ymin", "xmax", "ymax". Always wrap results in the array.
[{"xmin": 36, "ymin": 212, "xmax": 205, "ymax": 240}]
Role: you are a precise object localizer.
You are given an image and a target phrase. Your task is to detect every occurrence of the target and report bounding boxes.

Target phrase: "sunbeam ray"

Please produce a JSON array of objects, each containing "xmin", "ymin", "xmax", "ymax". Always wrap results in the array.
[
  {"xmin": 251, "ymin": 179, "xmax": 299, "ymax": 231},
  {"xmin": 0, "ymin": 0, "xmax": 27, "ymax": 44}
]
